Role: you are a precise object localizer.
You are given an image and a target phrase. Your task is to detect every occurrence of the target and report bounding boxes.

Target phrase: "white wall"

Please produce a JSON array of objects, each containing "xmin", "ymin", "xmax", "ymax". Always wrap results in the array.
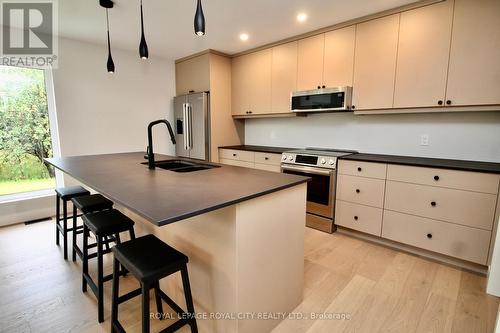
[
  {"xmin": 245, "ymin": 112, "xmax": 500, "ymax": 162},
  {"xmin": 0, "ymin": 38, "xmax": 176, "ymax": 226}
]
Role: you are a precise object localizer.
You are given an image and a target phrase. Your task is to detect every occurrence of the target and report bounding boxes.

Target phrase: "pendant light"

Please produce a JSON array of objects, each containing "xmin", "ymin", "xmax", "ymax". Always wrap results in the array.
[
  {"xmin": 105, "ymin": 9, "xmax": 115, "ymax": 73},
  {"xmin": 194, "ymin": 0, "xmax": 205, "ymax": 36},
  {"xmin": 139, "ymin": 0, "xmax": 149, "ymax": 59}
]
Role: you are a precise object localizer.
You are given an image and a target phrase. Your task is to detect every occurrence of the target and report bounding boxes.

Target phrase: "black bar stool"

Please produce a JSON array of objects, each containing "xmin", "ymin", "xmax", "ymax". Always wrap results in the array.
[
  {"xmin": 71, "ymin": 194, "xmax": 114, "ymax": 261},
  {"xmin": 55, "ymin": 186, "xmax": 90, "ymax": 260},
  {"xmin": 110, "ymin": 234, "xmax": 198, "ymax": 333},
  {"xmin": 82, "ymin": 209, "xmax": 136, "ymax": 323}
]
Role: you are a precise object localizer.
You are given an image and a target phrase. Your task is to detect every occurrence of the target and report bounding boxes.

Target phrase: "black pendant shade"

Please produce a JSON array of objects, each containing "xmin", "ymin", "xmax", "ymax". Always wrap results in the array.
[
  {"xmin": 139, "ymin": 0, "xmax": 149, "ymax": 59},
  {"xmin": 105, "ymin": 8, "xmax": 115, "ymax": 73},
  {"xmin": 194, "ymin": 0, "xmax": 205, "ymax": 36}
]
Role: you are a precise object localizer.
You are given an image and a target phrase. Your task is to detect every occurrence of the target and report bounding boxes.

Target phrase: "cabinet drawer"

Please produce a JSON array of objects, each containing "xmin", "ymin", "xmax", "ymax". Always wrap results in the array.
[
  {"xmin": 387, "ymin": 164, "xmax": 500, "ymax": 194},
  {"xmin": 385, "ymin": 181, "xmax": 497, "ymax": 230},
  {"xmin": 219, "ymin": 158, "xmax": 254, "ymax": 168},
  {"xmin": 336, "ymin": 174, "xmax": 386, "ymax": 208},
  {"xmin": 335, "ymin": 200, "xmax": 383, "ymax": 236},
  {"xmin": 338, "ymin": 160, "xmax": 387, "ymax": 179},
  {"xmin": 254, "ymin": 163, "xmax": 281, "ymax": 173},
  {"xmin": 254, "ymin": 152, "xmax": 282, "ymax": 166},
  {"xmin": 219, "ymin": 149, "xmax": 254, "ymax": 162},
  {"xmin": 382, "ymin": 210, "xmax": 491, "ymax": 265}
]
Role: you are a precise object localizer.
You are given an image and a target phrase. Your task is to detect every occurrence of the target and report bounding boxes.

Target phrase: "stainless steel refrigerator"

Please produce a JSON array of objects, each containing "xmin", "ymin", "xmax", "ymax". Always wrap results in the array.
[{"xmin": 173, "ymin": 92, "xmax": 210, "ymax": 161}]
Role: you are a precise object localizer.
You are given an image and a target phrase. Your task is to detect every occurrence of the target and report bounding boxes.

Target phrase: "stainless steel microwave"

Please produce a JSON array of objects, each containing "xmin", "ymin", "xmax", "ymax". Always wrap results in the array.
[{"xmin": 291, "ymin": 86, "xmax": 352, "ymax": 113}]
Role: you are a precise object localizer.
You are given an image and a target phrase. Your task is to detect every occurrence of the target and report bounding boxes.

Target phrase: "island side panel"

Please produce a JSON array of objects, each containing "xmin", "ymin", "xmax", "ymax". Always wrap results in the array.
[
  {"xmin": 236, "ymin": 183, "xmax": 307, "ymax": 333},
  {"xmin": 123, "ymin": 206, "xmax": 239, "ymax": 333}
]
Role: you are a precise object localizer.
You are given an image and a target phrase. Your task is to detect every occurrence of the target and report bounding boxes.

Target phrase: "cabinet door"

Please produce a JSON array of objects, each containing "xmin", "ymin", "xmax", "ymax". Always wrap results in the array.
[
  {"xmin": 175, "ymin": 54, "xmax": 210, "ymax": 95},
  {"xmin": 353, "ymin": 14, "xmax": 400, "ymax": 110},
  {"xmin": 247, "ymin": 49, "xmax": 272, "ymax": 114},
  {"xmin": 393, "ymin": 0, "xmax": 453, "ymax": 108},
  {"xmin": 231, "ymin": 54, "xmax": 251, "ymax": 115},
  {"xmin": 297, "ymin": 34, "xmax": 325, "ymax": 91},
  {"xmin": 446, "ymin": 0, "xmax": 500, "ymax": 106},
  {"xmin": 271, "ymin": 41, "xmax": 298, "ymax": 113},
  {"xmin": 323, "ymin": 26, "xmax": 355, "ymax": 88}
]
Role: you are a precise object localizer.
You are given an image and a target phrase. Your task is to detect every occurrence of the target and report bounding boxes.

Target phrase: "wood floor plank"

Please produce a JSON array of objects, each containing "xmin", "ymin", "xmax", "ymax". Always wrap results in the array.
[
  {"xmin": 415, "ymin": 293, "xmax": 455, "ymax": 333},
  {"xmin": 430, "ymin": 265, "xmax": 462, "ymax": 301}
]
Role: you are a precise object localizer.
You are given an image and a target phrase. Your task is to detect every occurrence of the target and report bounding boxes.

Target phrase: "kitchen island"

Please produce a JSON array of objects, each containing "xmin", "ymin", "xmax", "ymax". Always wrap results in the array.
[{"xmin": 45, "ymin": 152, "xmax": 308, "ymax": 333}]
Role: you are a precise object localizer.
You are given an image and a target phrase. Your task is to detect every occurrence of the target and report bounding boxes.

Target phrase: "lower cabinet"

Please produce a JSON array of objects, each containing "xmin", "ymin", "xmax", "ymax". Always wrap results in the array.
[
  {"xmin": 382, "ymin": 210, "xmax": 491, "ymax": 265},
  {"xmin": 336, "ymin": 159, "xmax": 499, "ymax": 266},
  {"xmin": 218, "ymin": 148, "xmax": 282, "ymax": 173}
]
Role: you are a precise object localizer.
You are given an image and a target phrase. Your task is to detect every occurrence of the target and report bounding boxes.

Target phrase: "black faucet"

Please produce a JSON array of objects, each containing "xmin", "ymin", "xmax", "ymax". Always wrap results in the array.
[{"xmin": 147, "ymin": 119, "xmax": 176, "ymax": 170}]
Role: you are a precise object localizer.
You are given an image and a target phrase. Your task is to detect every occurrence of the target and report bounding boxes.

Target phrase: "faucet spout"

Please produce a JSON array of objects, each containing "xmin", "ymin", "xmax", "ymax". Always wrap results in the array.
[{"xmin": 147, "ymin": 119, "xmax": 176, "ymax": 170}]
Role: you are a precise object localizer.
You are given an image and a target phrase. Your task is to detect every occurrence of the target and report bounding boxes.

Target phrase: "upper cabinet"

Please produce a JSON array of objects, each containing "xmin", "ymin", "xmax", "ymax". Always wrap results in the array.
[
  {"xmin": 175, "ymin": 54, "xmax": 210, "ymax": 95},
  {"xmin": 231, "ymin": 49, "xmax": 272, "ymax": 116},
  {"xmin": 297, "ymin": 35, "xmax": 325, "ymax": 91},
  {"xmin": 323, "ymin": 26, "xmax": 356, "ymax": 88},
  {"xmin": 393, "ymin": 0, "xmax": 453, "ymax": 108},
  {"xmin": 446, "ymin": 0, "xmax": 500, "ymax": 106},
  {"xmin": 353, "ymin": 14, "xmax": 400, "ymax": 110},
  {"xmin": 271, "ymin": 41, "xmax": 298, "ymax": 114}
]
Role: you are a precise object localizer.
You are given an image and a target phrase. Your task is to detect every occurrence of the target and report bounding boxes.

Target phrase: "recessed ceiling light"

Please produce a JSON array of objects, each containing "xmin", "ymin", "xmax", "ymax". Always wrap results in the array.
[
  {"xmin": 297, "ymin": 13, "xmax": 307, "ymax": 23},
  {"xmin": 239, "ymin": 33, "xmax": 249, "ymax": 41}
]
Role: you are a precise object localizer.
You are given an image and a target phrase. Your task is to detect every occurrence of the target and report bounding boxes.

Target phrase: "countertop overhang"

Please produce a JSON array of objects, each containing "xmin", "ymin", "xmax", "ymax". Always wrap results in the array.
[{"xmin": 45, "ymin": 152, "xmax": 309, "ymax": 226}]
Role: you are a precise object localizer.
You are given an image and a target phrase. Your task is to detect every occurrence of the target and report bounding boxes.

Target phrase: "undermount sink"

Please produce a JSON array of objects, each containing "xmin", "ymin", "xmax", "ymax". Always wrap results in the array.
[{"xmin": 142, "ymin": 160, "xmax": 219, "ymax": 173}]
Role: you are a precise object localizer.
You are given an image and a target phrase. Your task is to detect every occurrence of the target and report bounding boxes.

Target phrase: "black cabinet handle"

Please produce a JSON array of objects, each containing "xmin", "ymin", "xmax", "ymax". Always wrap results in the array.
[
  {"xmin": 322, "ymin": 85, "xmax": 326, "ymax": 89},
  {"xmin": 438, "ymin": 100, "xmax": 443, "ymax": 105},
  {"xmin": 232, "ymin": 153, "xmax": 237, "ymax": 157},
  {"xmin": 248, "ymin": 111, "xmax": 252, "ymax": 114},
  {"xmin": 434, "ymin": 175, "xmax": 439, "ymax": 181},
  {"xmin": 431, "ymin": 201, "xmax": 436, "ymax": 207},
  {"xmin": 264, "ymin": 157, "xmax": 269, "ymax": 160},
  {"xmin": 357, "ymin": 167, "xmax": 362, "ymax": 172},
  {"xmin": 317, "ymin": 86, "xmax": 321, "ymax": 89},
  {"xmin": 351, "ymin": 105, "xmax": 356, "ymax": 110},
  {"xmin": 427, "ymin": 233, "xmax": 433, "ymax": 239},
  {"xmin": 355, "ymin": 189, "xmax": 360, "ymax": 193},
  {"xmin": 354, "ymin": 216, "xmax": 359, "ymax": 221},
  {"xmin": 446, "ymin": 100, "xmax": 452, "ymax": 105}
]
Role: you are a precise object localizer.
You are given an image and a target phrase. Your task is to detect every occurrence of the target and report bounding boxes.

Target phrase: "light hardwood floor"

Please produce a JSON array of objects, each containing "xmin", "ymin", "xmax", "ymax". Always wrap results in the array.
[{"xmin": 0, "ymin": 219, "xmax": 498, "ymax": 333}]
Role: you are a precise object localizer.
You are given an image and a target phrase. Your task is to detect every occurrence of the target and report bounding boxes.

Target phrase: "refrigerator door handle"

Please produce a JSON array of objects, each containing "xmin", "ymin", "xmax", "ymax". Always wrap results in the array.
[
  {"xmin": 188, "ymin": 103, "xmax": 194, "ymax": 150},
  {"xmin": 182, "ymin": 103, "xmax": 189, "ymax": 151}
]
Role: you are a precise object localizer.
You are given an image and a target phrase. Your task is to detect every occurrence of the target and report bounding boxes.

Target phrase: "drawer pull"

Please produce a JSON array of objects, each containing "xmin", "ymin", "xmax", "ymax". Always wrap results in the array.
[
  {"xmin": 434, "ymin": 175, "xmax": 439, "ymax": 181},
  {"xmin": 264, "ymin": 157, "xmax": 269, "ymax": 160},
  {"xmin": 232, "ymin": 153, "xmax": 237, "ymax": 157},
  {"xmin": 354, "ymin": 216, "xmax": 359, "ymax": 221},
  {"xmin": 431, "ymin": 201, "xmax": 436, "ymax": 207},
  {"xmin": 355, "ymin": 189, "xmax": 360, "ymax": 193},
  {"xmin": 427, "ymin": 233, "xmax": 433, "ymax": 239},
  {"xmin": 357, "ymin": 167, "xmax": 362, "ymax": 172}
]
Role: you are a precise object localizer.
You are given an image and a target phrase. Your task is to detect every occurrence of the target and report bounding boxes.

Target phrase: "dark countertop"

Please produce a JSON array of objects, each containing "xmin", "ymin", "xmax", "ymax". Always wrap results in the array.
[
  {"xmin": 340, "ymin": 153, "xmax": 500, "ymax": 174},
  {"xmin": 219, "ymin": 145, "xmax": 298, "ymax": 154},
  {"xmin": 45, "ymin": 152, "xmax": 308, "ymax": 226}
]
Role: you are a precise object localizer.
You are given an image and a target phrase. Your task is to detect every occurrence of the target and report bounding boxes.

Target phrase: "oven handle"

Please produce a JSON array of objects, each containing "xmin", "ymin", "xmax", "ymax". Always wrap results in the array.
[{"xmin": 281, "ymin": 164, "xmax": 334, "ymax": 176}]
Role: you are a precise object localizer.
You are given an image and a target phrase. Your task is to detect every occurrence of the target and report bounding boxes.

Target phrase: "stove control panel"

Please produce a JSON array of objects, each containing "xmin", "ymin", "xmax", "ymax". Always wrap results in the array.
[{"xmin": 281, "ymin": 153, "xmax": 338, "ymax": 169}]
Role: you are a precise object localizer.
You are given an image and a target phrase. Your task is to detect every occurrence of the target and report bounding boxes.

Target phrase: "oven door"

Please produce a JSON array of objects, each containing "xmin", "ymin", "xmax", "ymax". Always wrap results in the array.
[{"xmin": 281, "ymin": 164, "xmax": 335, "ymax": 218}]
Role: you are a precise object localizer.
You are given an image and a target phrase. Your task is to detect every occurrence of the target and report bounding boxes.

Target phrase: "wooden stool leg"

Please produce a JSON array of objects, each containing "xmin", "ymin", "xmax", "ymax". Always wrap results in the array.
[
  {"xmin": 154, "ymin": 282, "xmax": 163, "ymax": 320},
  {"xmin": 72, "ymin": 203, "xmax": 77, "ymax": 262},
  {"xmin": 97, "ymin": 236, "xmax": 104, "ymax": 323},
  {"xmin": 82, "ymin": 224, "xmax": 89, "ymax": 293},
  {"xmin": 181, "ymin": 266, "xmax": 198, "ymax": 333},
  {"xmin": 129, "ymin": 227, "xmax": 136, "ymax": 240},
  {"xmin": 141, "ymin": 282, "xmax": 150, "ymax": 333},
  {"xmin": 111, "ymin": 257, "xmax": 120, "ymax": 332},
  {"xmin": 55, "ymin": 195, "xmax": 60, "ymax": 246},
  {"xmin": 63, "ymin": 199, "xmax": 68, "ymax": 260}
]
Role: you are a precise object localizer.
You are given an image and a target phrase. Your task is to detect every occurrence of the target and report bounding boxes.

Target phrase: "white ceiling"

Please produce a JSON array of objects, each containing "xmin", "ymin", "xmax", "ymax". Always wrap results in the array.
[{"xmin": 56, "ymin": 0, "xmax": 421, "ymax": 60}]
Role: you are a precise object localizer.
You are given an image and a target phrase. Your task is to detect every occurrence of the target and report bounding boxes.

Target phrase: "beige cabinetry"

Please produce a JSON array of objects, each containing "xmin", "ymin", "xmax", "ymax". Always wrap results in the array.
[
  {"xmin": 323, "ymin": 26, "xmax": 356, "ymax": 88},
  {"xmin": 231, "ymin": 49, "xmax": 272, "ymax": 116},
  {"xmin": 336, "ymin": 159, "xmax": 500, "ymax": 265},
  {"xmin": 393, "ymin": 0, "xmax": 453, "ymax": 108},
  {"xmin": 352, "ymin": 14, "xmax": 400, "ymax": 110},
  {"xmin": 218, "ymin": 148, "xmax": 282, "ymax": 173},
  {"xmin": 297, "ymin": 35, "xmax": 325, "ymax": 91},
  {"xmin": 445, "ymin": 0, "xmax": 500, "ymax": 106},
  {"xmin": 271, "ymin": 42, "xmax": 298, "ymax": 114},
  {"xmin": 175, "ymin": 51, "xmax": 244, "ymax": 162}
]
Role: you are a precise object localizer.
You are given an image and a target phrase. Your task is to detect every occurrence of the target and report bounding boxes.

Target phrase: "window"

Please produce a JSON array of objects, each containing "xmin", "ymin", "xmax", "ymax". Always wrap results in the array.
[{"xmin": 0, "ymin": 66, "xmax": 56, "ymax": 196}]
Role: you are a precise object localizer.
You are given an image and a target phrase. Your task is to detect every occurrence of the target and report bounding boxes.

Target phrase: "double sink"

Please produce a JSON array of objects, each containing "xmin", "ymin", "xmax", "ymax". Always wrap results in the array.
[{"xmin": 142, "ymin": 160, "xmax": 219, "ymax": 173}]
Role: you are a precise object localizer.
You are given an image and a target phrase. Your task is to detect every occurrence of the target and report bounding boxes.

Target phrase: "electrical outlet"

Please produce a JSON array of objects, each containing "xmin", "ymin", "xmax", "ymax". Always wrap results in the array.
[{"xmin": 420, "ymin": 134, "xmax": 429, "ymax": 146}]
